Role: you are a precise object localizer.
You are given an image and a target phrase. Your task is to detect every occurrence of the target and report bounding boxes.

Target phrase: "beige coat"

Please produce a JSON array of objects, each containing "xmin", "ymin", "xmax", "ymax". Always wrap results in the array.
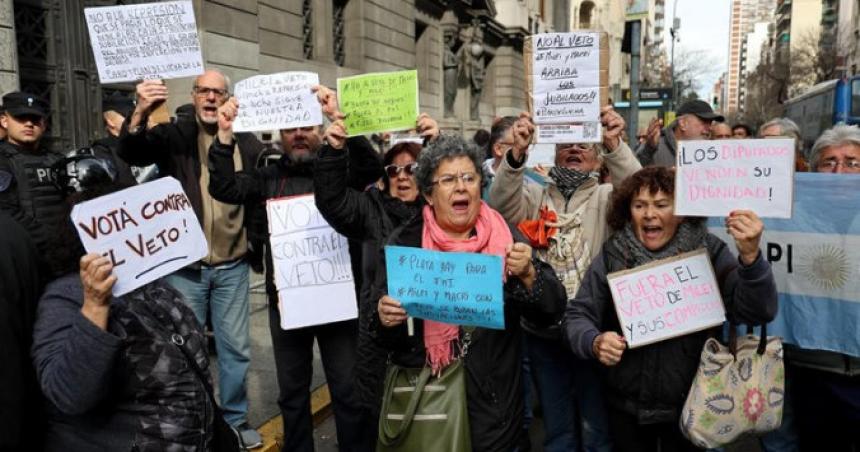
[{"xmin": 489, "ymin": 141, "xmax": 641, "ymax": 262}]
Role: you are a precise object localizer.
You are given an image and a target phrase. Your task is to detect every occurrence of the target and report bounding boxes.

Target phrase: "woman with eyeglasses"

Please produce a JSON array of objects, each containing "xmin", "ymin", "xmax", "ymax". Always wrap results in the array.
[
  {"xmin": 371, "ymin": 133, "xmax": 566, "ymax": 451},
  {"xmin": 313, "ymin": 101, "xmax": 439, "ymax": 440},
  {"xmin": 488, "ymin": 107, "xmax": 641, "ymax": 452}
]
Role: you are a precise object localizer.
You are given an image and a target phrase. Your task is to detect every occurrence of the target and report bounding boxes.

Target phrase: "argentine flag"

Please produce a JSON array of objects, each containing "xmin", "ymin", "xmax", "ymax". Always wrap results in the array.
[{"xmin": 709, "ymin": 173, "xmax": 860, "ymax": 358}]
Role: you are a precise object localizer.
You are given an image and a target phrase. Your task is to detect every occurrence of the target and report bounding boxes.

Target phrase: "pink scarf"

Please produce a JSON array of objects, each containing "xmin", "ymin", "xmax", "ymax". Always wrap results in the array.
[{"xmin": 421, "ymin": 201, "xmax": 513, "ymax": 374}]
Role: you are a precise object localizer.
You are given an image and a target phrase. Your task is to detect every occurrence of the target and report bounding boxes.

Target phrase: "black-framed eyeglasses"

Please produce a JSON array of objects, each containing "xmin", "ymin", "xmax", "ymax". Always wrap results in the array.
[
  {"xmin": 193, "ymin": 86, "xmax": 228, "ymax": 98},
  {"xmin": 385, "ymin": 163, "xmax": 417, "ymax": 178}
]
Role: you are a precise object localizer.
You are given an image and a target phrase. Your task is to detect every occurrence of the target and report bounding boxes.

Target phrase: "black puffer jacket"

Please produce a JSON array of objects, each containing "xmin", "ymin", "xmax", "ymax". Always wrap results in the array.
[
  {"xmin": 32, "ymin": 276, "xmax": 214, "ymax": 451},
  {"xmin": 313, "ymin": 143, "xmax": 422, "ymax": 420},
  {"xmin": 371, "ymin": 213, "xmax": 567, "ymax": 452},
  {"xmin": 564, "ymin": 233, "xmax": 778, "ymax": 424}
]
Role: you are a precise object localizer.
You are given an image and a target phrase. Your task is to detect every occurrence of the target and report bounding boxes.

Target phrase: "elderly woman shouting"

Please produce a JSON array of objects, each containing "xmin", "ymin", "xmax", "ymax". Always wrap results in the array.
[
  {"xmin": 490, "ymin": 107, "xmax": 640, "ymax": 452},
  {"xmin": 372, "ymin": 134, "xmax": 566, "ymax": 451},
  {"xmin": 564, "ymin": 166, "xmax": 778, "ymax": 451}
]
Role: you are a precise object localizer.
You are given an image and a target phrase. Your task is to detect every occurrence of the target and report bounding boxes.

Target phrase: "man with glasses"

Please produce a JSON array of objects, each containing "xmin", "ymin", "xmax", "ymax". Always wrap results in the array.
[
  {"xmin": 764, "ymin": 124, "xmax": 860, "ymax": 451},
  {"xmin": 118, "ymin": 69, "xmax": 265, "ymax": 448},
  {"xmin": 0, "ymin": 91, "xmax": 66, "ymax": 277}
]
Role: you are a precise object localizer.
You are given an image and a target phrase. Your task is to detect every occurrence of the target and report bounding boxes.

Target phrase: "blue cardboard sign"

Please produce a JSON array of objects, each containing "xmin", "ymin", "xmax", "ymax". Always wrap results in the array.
[{"xmin": 385, "ymin": 245, "xmax": 505, "ymax": 330}]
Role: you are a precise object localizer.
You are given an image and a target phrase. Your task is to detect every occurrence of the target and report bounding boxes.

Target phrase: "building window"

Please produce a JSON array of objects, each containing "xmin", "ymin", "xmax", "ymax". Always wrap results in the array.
[
  {"xmin": 303, "ymin": 0, "xmax": 313, "ymax": 59},
  {"xmin": 15, "ymin": 3, "xmax": 49, "ymax": 61},
  {"xmin": 333, "ymin": 0, "xmax": 347, "ymax": 67},
  {"xmin": 579, "ymin": 1, "xmax": 595, "ymax": 29}
]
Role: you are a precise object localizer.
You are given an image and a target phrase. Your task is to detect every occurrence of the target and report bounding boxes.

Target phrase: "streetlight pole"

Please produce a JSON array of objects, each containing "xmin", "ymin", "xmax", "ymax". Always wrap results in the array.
[{"xmin": 670, "ymin": 0, "xmax": 680, "ymax": 112}]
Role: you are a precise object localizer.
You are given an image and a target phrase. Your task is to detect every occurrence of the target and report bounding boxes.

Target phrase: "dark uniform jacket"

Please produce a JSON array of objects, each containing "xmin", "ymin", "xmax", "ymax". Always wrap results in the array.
[
  {"xmin": 564, "ymin": 233, "xmax": 778, "ymax": 424},
  {"xmin": 0, "ymin": 140, "xmax": 65, "ymax": 275},
  {"xmin": 90, "ymin": 134, "xmax": 140, "ymax": 187},
  {"xmin": 0, "ymin": 211, "xmax": 44, "ymax": 450},
  {"xmin": 371, "ymin": 214, "xmax": 567, "ymax": 452}
]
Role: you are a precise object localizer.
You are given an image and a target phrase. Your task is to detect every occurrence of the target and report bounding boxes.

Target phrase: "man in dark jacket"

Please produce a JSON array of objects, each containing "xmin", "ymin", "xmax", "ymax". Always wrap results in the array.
[
  {"xmin": 0, "ymin": 211, "xmax": 44, "ymax": 451},
  {"xmin": 118, "ymin": 69, "xmax": 264, "ymax": 447},
  {"xmin": 208, "ymin": 95, "xmax": 381, "ymax": 452},
  {"xmin": 0, "ymin": 92, "xmax": 65, "ymax": 277},
  {"xmin": 635, "ymin": 100, "xmax": 724, "ymax": 167}
]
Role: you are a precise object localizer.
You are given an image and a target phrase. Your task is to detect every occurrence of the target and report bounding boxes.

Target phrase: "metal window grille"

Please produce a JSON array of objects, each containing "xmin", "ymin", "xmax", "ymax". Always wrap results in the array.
[
  {"xmin": 333, "ymin": 0, "xmax": 347, "ymax": 67},
  {"xmin": 14, "ymin": 3, "xmax": 49, "ymax": 61},
  {"xmin": 303, "ymin": 0, "xmax": 313, "ymax": 59}
]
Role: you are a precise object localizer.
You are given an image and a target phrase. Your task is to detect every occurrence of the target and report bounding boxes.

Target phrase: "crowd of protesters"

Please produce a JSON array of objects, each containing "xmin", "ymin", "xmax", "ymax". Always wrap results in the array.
[{"xmin": 0, "ymin": 63, "xmax": 858, "ymax": 452}]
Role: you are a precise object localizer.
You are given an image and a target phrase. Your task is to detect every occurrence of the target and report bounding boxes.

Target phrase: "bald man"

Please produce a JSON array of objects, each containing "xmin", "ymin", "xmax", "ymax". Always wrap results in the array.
[{"xmin": 118, "ymin": 70, "xmax": 264, "ymax": 448}]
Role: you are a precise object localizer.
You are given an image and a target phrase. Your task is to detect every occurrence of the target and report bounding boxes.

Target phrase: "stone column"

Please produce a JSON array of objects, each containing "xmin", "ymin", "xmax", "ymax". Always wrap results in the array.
[{"xmin": 0, "ymin": 0, "xmax": 19, "ymax": 95}]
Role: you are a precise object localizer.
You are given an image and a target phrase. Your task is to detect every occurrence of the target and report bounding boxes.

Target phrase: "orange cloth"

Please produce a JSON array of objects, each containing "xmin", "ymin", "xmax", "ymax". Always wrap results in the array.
[{"xmin": 516, "ymin": 206, "xmax": 558, "ymax": 249}]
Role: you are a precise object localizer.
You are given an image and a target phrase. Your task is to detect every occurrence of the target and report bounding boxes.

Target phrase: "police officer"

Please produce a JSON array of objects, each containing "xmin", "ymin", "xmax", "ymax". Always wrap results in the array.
[
  {"xmin": 0, "ymin": 92, "xmax": 65, "ymax": 276},
  {"xmin": 0, "ymin": 102, "xmax": 7, "ymax": 141},
  {"xmin": 93, "ymin": 92, "xmax": 164, "ymax": 185}
]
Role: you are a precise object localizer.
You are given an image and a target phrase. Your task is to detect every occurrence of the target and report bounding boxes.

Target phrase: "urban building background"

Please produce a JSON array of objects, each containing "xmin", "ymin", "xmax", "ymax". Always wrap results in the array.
[
  {"xmin": 714, "ymin": 0, "xmax": 860, "ymax": 126},
  {"xmin": 0, "ymin": 0, "xmax": 683, "ymax": 152}
]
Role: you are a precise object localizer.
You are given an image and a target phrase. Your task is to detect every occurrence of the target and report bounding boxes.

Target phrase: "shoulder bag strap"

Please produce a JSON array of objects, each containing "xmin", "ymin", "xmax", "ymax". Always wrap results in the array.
[
  {"xmin": 170, "ymin": 334, "xmax": 220, "ymax": 409},
  {"xmin": 378, "ymin": 366, "xmax": 433, "ymax": 446}
]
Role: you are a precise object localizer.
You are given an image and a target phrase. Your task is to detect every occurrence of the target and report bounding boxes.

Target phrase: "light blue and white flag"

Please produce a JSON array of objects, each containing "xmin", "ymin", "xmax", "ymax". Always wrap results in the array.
[{"xmin": 709, "ymin": 173, "xmax": 860, "ymax": 358}]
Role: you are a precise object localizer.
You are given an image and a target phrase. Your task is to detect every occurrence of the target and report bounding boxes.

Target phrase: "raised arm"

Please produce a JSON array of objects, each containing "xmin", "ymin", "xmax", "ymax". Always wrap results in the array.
[
  {"xmin": 314, "ymin": 130, "xmax": 381, "ymax": 240},
  {"xmin": 31, "ymin": 257, "xmax": 121, "ymax": 415},
  {"xmin": 207, "ymin": 96, "xmax": 273, "ymax": 205},
  {"xmin": 489, "ymin": 113, "xmax": 542, "ymax": 224},
  {"xmin": 599, "ymin": 106, "xmax": 642, "ymax": 186},
  {"xmin": 117, "ymin": 80, "xmax": 171, "ymax": 167},
  {"xmin": 716, "ymin": 210, "xmax": 778, "ymax": 324}
]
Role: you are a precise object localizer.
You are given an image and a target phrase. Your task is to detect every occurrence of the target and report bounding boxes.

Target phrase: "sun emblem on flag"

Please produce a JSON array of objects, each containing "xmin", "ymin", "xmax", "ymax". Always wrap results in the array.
[{"xmin": 796, "ymin": 244, "xmax": 850, "ymax": 290}]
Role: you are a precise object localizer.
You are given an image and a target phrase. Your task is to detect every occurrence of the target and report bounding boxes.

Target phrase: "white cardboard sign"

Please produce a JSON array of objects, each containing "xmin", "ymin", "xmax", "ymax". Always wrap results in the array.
[
  {"xmin": 531, "ymin": 32, "xmax": 602, "ymax": 143},
  {"xmin": 674, "ymin": 138, "xmax": 795, "ymax": 219},
  {"xmin": 607, "ymin": 249, "xmax": 726, "ymax": 348},
  {"xmin": 267, "ymin": 195, "xmax": 358, "ymax": 330},
  {"xmin": 84, "ymin": 1, "xmax": 204, "ymax": 83},
  {"xmin": 233, "ymin": 72, "xmax": 323, "ymax": 133},
  {"xmin": 70, "ymin": 177, "xmax": 208, "ymax": 296}
]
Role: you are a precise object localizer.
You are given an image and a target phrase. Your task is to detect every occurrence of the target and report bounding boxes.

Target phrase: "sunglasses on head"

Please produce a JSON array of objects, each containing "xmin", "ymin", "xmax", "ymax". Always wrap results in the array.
[{"xmin": 385, "ymin": 163, "xmax": 417, "ymax": 178}]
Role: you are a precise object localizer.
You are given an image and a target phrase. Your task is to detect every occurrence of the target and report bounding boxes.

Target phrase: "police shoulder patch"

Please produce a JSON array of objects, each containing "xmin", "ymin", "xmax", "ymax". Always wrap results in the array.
[{"xmin": 0, "ymin": 170, "xmax": 13, "ymax": 192}]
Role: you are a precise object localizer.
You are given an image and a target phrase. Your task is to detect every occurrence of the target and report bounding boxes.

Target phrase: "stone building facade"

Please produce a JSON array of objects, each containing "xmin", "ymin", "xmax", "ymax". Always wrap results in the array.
[{"xmin": 1, "ymin": 0, "xmax": 565, "ymax": 151}]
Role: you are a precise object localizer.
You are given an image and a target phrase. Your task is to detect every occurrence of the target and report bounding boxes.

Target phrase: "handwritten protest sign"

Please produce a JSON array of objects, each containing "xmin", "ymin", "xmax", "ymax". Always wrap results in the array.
[
  {"xmin": 385, "ymin": 246, "xmax": 505, "ymax": 330},
  {"xmin": 675, "ymin": 138, "xmax": 795, "ymax": 218},
  {"xmin": 267, "ymin": 195, "xmax": 357, "ymax": 330},
  {"xmin": 84, "ymin": 1, "xmax": 204, "ymax": 83},
  {"xmin": 233, "ymin": 72, "xmax": 323, "ymax": 133},
  {"xmin": 70, "ymin": 177, "xmax": 208, "ymax": 296},
  {"xmin": 526, "ymin": 32, "xmax": 607, "ymax": 143},
  {"xmin": 337, "ymin": 70, "xmax": 419, "ymax": 136},
  {"xmin": 607, "ymin": 249, "xmax": 726, "ymax": 348}
]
